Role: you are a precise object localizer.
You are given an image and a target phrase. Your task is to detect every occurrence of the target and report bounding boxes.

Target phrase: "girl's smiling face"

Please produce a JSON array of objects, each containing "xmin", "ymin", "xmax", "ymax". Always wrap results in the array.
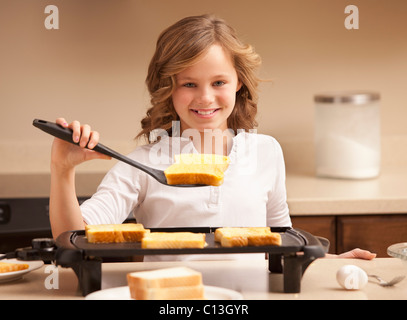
[{"xmin": 172, "ymin": 44, "xmax": 242, "ymax": 133}]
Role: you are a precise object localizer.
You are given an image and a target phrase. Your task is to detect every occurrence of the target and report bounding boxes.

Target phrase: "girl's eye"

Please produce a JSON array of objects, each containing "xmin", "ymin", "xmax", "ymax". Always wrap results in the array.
[
  {"xmin": 183, "ymin": 83, "xmax": 196, "ymax": 88},
  {"xmin": 213, "ymin": 81, "xmax": 225, "ymax": 87}
]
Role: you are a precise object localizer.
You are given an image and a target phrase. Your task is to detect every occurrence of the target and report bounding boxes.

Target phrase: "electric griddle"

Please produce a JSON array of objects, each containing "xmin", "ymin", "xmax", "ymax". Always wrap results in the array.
[{"xmin": 6, "ymin": 227, "xmax": 327, "ymax": 296}]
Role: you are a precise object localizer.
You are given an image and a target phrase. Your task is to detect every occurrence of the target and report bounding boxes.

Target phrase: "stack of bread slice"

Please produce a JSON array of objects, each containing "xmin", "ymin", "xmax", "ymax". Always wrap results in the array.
[
  {"xmin": 85, "ymin": 223, "xmax": 150, "ymax": 243},
  {"xmin": 215, "ymin": 227, "xmax": 282, "ymax": 247},
  {"xmin": 164, "ymin": 153, "xmax": 230, "ymax": 186},
  {"xmin": 127, "ymin": 267, "xmax": 205, "ymax": 300}
]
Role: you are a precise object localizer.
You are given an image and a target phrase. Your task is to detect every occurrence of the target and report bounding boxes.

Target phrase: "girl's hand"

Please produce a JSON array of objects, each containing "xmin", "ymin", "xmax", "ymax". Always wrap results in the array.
[
  {"xmin": 51, "ymin": 118, "xmax": 111, "ymax": 171},
  {"xmin": 325, "ymin": 248, "xmax": 377, "ymax": 260}
]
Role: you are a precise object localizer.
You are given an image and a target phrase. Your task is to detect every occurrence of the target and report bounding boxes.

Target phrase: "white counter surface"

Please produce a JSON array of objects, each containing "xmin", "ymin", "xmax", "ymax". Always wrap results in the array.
[{"xmin": 286, "ymin": 166, "xmax": 407, "ymax": 216}]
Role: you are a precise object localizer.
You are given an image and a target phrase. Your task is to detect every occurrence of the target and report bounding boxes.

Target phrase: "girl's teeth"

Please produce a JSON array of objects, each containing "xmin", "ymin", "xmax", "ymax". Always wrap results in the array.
[{"xmin": 194, "ymin": 109, "xmax": 216, "ymax": 115}]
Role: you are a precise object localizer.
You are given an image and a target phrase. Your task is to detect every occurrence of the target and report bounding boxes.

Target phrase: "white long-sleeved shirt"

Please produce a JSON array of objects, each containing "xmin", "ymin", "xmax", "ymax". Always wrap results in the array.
[{"xmin": 81, "ymin": 132, "xmax": 291, "ymax": 260}]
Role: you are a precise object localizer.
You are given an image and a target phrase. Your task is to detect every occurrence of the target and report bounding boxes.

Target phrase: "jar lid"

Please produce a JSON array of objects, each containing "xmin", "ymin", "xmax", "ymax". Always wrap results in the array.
[{"xmin": 314, "ymin": 91, "xmax": 380, "ymax": 104}]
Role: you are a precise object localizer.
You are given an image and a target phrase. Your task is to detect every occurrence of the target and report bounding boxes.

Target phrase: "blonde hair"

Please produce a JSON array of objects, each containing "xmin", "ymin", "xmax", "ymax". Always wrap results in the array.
[{"xmin": 137, "ymin": 14, "xmax": 262, "ymax": 141}]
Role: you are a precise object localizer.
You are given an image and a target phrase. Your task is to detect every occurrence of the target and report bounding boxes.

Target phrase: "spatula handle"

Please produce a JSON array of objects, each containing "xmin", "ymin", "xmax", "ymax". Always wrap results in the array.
[
  {"xmin": 33, "ymin": 119, "xmax": 79, "ymax": 145},
  {"xmin": 33, "ymin": 119, "xmax": 120, "ymax": 159},
  {"xmin": 32, "ymin": 119, "xmax": 159, "ymax": 177}
]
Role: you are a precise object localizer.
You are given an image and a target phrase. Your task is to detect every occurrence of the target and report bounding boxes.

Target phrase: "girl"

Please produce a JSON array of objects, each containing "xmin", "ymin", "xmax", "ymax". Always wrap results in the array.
[{"xmin": 50, "ymin": 14, "xmax": 375, "ymax": 260}]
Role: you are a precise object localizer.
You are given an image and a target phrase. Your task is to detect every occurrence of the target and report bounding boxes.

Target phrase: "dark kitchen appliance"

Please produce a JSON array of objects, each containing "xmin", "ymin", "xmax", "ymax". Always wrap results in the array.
[
  {"xmin": 0, "ymin": 197, "xmax": 89, "ymax": 254},
  {"xmin": 5, "ymin": 227, "xmax": 327, "ymax": 296}
]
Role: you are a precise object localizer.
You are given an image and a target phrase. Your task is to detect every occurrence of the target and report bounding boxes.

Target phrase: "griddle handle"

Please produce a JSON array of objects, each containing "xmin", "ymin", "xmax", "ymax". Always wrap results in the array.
[
  {"xmin": 275, "ymin": 228, "xmax": 326, "ymax": 293},
  {"xmin": 293, "ymin": 228, "xmax": 329, "ymax": 253},
  {"xmin": 282, "ymin": 245, "xmax": 325, "ymax": 293}
]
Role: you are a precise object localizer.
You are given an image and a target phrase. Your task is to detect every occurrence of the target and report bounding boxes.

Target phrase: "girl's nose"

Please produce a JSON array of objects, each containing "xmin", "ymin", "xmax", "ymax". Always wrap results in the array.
[{"xmin": 195, "ymin": 86, "xmax": 215, "ymax": 106}]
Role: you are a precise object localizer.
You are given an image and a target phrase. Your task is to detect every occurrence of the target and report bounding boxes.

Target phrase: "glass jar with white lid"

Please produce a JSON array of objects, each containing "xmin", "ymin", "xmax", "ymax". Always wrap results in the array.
[{"xmin": 314, "ymin": 91, "xmax": 381, "ymax": 179}]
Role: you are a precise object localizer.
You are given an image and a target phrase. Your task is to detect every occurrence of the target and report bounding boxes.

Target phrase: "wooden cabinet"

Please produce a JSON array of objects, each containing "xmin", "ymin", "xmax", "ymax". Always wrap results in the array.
[
  {"xmin": 291, "ymin": 214, "xmax": 407, "ymax": 257},
  {"xmin": 337, "ymin": 214, "xmax": 407, "ymax": 257}
]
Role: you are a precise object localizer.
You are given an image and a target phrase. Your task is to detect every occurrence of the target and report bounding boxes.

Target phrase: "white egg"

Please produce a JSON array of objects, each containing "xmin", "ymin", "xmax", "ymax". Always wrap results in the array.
[{"xmin": 336, "ymin": 265, "xmax": 368, "ymax": 290}]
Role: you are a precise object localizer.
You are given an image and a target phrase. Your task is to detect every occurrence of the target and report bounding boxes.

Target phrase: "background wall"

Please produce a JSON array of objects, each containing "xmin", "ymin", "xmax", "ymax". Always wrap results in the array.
[{"xmin": 1, "ymin": 0, "xmax": 406, "ymax": 174}]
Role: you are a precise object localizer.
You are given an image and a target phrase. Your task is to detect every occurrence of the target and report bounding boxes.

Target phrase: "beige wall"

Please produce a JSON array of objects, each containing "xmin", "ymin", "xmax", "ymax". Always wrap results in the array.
[{"xmin": 1, "ymin": 0, "xmax": 406, "ymax": 174}]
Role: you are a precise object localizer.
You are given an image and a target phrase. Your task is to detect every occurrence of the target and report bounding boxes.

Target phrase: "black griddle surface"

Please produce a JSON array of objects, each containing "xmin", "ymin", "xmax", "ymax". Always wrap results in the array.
[{"xmin": 68, "ymin": 227, "xmax": 307, "ymax": 257}]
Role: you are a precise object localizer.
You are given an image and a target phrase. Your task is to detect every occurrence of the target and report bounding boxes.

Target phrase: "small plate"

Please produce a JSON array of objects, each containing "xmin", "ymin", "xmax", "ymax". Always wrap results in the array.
[
  {"xmin": 0, "ymin": 259, "xmax": 44, "ymax": 283},
  {"xmin": 85, "ymin": 285, "xmax": 243, "ymax": 300},
  {"xmin": 388, "ymin": 242, "xmax": 407, "ymax": 261}
]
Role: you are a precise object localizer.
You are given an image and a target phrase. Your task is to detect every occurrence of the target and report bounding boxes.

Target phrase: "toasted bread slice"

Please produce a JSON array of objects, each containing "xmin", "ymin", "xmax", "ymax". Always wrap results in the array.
[
  {"xmin": 215, "ymin": 227, "xmax": 281, "ymax": 247},
  {"xmin": 141, "ymin": 232, "xmax": 206, "ymax": 249},
  {"xmin": 214, "ymin": 227, "xmax": 271, "ymax": 242},
  {"xmin": 248, "ymin": 233, "xmax": 282, "ymax": 246},
  {"xmin": 164, "ymin": 154, "xmax": 230, "ymax": 186},
  {"xmin": 85, "ymin": 223, "xmax": 150, "ymax": 243}
]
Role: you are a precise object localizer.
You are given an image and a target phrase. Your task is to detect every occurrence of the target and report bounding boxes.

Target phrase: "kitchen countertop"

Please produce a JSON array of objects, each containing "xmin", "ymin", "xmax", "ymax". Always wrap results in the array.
[
  {"xmin": 1, "ymin": 258, "xmax": 406, "ymax": 300},
  {"xmin": 286, "ymin": 166, "xmax": 407, "ymax": 216}
]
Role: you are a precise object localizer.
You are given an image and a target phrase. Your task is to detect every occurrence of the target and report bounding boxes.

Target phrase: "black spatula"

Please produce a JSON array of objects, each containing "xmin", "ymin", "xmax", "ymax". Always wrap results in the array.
[{"xmin": 33, "ymin": 119, "xmax": 205, "ymax": 187}]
